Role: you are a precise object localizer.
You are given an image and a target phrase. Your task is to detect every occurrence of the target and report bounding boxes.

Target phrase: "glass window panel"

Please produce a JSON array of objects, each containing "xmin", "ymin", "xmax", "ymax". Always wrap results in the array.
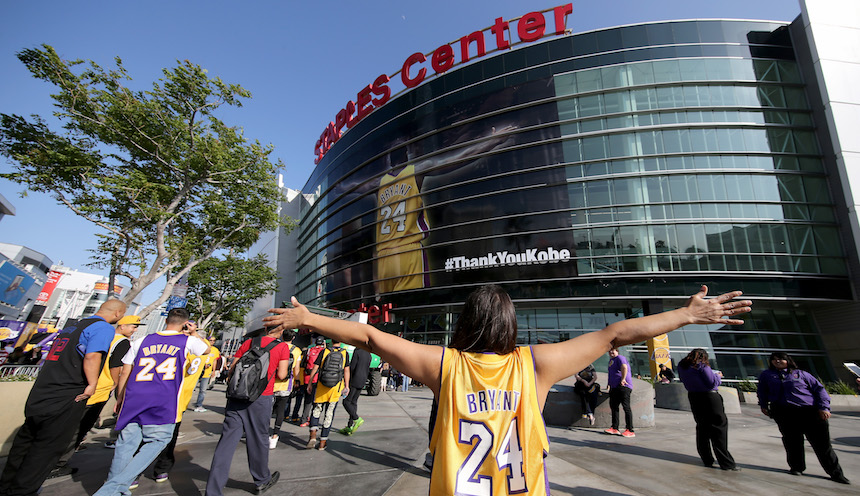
[
  {"xmin": 790, "ymin": 112, "xmax": 813, "ymax": 126},
  {"xmin": 679, "ymin": 59, "xmax": 708, "ymax": 81},
  {"xmin": 668, "ymin": 175, "xmax": 690, "ymax": 201},
  {"xmin": 778, "ymin": 61, "xmax": 802, "ymax": 83},
  {"xmin": 535, "ymin": 309, "xmax": 559, "ymax": 329},
  {"xmin": 820, "ymin": 258, "xmax": 848, "ymax": 275},
  {"xmin": 705, "ymin": 58, "xmax": 734, "ymax": 79},
  {"xmin": 662, "ymin": 129, "xmax": 683, "ymax": 153},
  {"xmin": 656, "ymin": 86, "xmax": 684, "ymax": 108},
  {"xmin": 814, "ymin": 227, "xmax": 843, "ymax": 256},
  {"xmin": 751, "ymin": 175, "xmax": 780, "ymax": 201},
  {"xmin": 803, "ymin": 176, "xmax": 830, "ymax": 204},
  {"xmin": 788, "ymin": 225, "xmax": 815, "ymax": 254},
  {"xmin": 586, "ymin": 180, "xmax": 612, "ymax": 207},
  {"xmin": 631, "ymin": 88, "xmax": 657, "ymax": 110},
  {"xmin": 603, "ymin": 91, "xmax": 627, "ymax": 114},
  {"xmin": 652, "ymin": 59, "xmax": 681, "ymax": 83},
  {"xmin": 753, "ymin": 60, "xmax": 780, "ymax": 81},
  {"xmin": 581, "ymin": 136, "xmax": 606, "ymax": 160},
  {"xmin": 744, "ymin": 129, "xmax": 770, "ymax": 152},
  {"xmin": 576, "ymin": 69, "xmax": 602, "ymax": 92},
  {"xmin": 778, "ymin": 175, "xmax": 806, "ymax": 202},
  {"xmin": 730, "ymin": 58, "xmax": 756, "ymax": 80},
  {"xmin": 784, "ymin": 87, "xmax": 808, "ymax": 108},
  {"xmin": 591, "ymin": 227, "xmax": 619, "ymax": 254},
  {"xmin": 606, "ymin": 115, "xmax": 634, "ymax": 130},
  {"xmin": 758, "ymin": 86, "xmax": 786, "ymax": 107},
  {"xmin": 793, "ymin": 130, "xmax": 819, "ymax": 154},
  {"xmin": 584, "ymin": 161, "xmax": 608, "ymax": 176},
  {"xmin": 810, "ymin": 206, "xmax": 835, "ymax": 223},
  {"xmin": 601, "ymin": 65, "xmax": 628, "ymax": 89},
  {"xmin": 578, "ymin": 94, "xmax": 602, "ymax": 117},
  {"xmin": 569, "ymin": 183, "xmax": 586, "ymax": 208},
  {"xmin": 557, "ymin": 309, "xmax": 583, "ymax": 329},
  {"xmin": 563, "ymin": 139, "xmax": 582, "ymax": 162},
  {"xmin": 627, "ymin": 62, "xmax": 655, "ymax": 86}
]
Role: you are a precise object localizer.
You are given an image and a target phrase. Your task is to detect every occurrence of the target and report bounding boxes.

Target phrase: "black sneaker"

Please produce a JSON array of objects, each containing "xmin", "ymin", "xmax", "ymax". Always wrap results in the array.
[
  {"xmin": 47, "ymin": 466, "xmax": 78, "ymax": 479},
  {"xmin": 831, "ymin": 474, "xmax": 851, "ymax": 484},
  {"xmin": 256, "ymin": 471, "xmax": 280, "ymax": 494}
]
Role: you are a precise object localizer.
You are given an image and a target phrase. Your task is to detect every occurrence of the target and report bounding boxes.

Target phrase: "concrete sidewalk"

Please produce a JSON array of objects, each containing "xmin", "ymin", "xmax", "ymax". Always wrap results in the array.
[{"xmin": 8, "ymin": 384, "xmax": 860, "ymax": 495}]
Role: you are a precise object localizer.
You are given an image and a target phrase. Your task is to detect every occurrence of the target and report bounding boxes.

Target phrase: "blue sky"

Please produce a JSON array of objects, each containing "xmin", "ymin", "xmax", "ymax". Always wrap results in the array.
[{"xmin": 0, "ymin": 0, "xmax": 801, "ymax": 306}]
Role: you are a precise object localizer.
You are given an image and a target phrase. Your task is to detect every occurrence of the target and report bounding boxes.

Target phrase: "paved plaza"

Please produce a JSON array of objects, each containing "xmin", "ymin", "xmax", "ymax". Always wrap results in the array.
[{"xmin": 6, "ymin": 384, "xmax": 860, "ymax": 495}]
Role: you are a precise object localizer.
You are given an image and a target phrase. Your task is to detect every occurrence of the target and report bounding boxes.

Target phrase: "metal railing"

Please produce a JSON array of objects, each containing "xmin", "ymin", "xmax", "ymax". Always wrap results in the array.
[{"xmin": 0, "ymin": 364, "xmax": 41, "ymax": 379}]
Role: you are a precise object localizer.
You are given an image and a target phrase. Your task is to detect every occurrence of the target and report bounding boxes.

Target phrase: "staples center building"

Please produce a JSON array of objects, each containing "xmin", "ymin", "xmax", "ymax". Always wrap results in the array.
[{"xmin": 293, "ymin": 1, "xmax": 860, "ymax": 382}]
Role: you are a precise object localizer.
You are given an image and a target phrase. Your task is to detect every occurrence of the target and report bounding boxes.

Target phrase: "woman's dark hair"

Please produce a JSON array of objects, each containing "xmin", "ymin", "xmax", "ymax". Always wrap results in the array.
[
  {"xmin": 449, "ymin": 285, "xmax": 517, "ymax": 354},
  {"xmin": 679, "ymin": 348, "xmax": 710, "ymax": 369},
  {"xmin": 768, "ymin": 351, "xmax": 798, "ymax": 371}
]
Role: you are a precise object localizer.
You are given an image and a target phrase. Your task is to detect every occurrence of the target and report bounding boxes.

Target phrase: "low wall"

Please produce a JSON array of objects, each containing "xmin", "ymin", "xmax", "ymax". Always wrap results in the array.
[
  {"xmin": 543, "ymin": 373, "xmax": 655, "ymax": 428},
  {"xmin": 0, "ymin": 381, "xmax": 34, "ymax": 456},
  {"xmin": 738, "ymin": 390, "xmax": 860, "ymax": 409},
  {"xmin": 654, "ymin": 383, "xmax": 741, "ymax": 414}
]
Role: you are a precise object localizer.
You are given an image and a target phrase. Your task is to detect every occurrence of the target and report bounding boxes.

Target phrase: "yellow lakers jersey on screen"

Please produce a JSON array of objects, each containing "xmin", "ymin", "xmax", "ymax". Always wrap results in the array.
[
  {"xmin": 376, "ymin": 164, "xmax": 429, "ymax": 293},
  {"xmin": 377, "ymin": 164, "xmax": 427, "ymax": 251},
  {"xmin": 429, "ymin": 347, "xmax": 549, "ymax": 496}
]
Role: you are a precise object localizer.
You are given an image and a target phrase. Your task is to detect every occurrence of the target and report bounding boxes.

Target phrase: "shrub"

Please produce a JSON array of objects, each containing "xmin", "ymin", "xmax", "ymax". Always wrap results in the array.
[
  {"xmin": 825, "ymin": 380, "xmax": 857, "ymax": 396},
  {"xmin": 0, "ymin": 375, "xmax": 37, "ymax": 382},
  {"xmin": 736, "ymin": 379, "xmax": 757, "ymax": 392}
]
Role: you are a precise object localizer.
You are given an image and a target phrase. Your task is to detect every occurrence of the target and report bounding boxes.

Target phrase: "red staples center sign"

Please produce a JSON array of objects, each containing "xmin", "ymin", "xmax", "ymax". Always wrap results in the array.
[{"xmin": 314, "ymin": 3, "xmax": 573, "ymax": 164}]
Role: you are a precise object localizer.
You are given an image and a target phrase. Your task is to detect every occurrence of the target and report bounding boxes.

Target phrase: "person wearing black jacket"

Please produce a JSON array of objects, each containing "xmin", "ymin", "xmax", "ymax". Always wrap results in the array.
[{"xmin": 340, "ymin": 348, "xmax": 371, "ymax": 435}]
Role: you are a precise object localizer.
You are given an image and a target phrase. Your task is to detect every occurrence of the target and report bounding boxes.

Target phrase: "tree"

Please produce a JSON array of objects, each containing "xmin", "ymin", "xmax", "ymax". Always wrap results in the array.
[
  {"xmin": 185, "ymin": 253, "xmax": 278, "ymax": 332},
  {"xmin": 0, "ymin": 45, "xmax": 287, "ymax": 318}
]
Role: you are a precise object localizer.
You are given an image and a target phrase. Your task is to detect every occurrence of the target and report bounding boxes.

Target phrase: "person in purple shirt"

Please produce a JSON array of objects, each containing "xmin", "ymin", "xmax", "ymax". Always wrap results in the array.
[
  {"xmin": 678, "ymin": 348, "xmax": 738, "ymax": 471},
  {"xmin": 757, "ymin": 351, "xmax": 849, "ymax": 484},
  {"xmin": 605, "ymin": 348, "xmax": 635, "ymax": 437}
]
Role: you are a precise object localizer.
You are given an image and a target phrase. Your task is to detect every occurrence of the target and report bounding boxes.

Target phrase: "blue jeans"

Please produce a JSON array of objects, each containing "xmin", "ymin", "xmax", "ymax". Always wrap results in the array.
[
  {"xmin": 94, "ymin": 422, "xmax": 176, "ymax": 496},
  {"xmin": 195, "ymin": 376, "xmax": 211, "ymax": 408}
]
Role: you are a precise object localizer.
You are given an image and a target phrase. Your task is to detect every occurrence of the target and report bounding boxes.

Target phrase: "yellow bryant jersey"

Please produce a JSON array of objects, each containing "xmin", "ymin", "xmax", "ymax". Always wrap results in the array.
[
  {"xmin": 87, "ymin": 334, "xmax": 129, "ymax": 405},
  {"xmin": 177, "ymin": 353, "xmax": 207, "ymax": 415},
  {"xmin": 377, "ymin": 164, "xmax": 428, "ymax": 252},
  {"xmin": 201, "ymin": 347, "xmax": 221, "ymax": 378},
  {"xmin": 429, "ymin": 347, "xmax": 549, "ymax": 496}
]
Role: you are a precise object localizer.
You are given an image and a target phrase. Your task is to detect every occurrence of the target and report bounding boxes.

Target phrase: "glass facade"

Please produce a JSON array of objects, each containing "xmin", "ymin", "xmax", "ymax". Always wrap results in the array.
[{"xmin": 297, "ymin": 20, "xmax": 848, "ymax": 381}]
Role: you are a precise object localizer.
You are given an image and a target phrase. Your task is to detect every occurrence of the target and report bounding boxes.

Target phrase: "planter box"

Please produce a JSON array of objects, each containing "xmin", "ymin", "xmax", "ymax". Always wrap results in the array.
[
  {"xmin": 738, "ymin": 391, "xmax": 758, "ymax": 404},
  {"xmin": 654, "ymin": 383, "xmax": 741, "ymax": 414},
  {"xmin": 544, "ymin": 373, "xmax": 655, "ymax": 428},
  {"xmin": 0, "ymin": 381, "xmax": 34, "ymax": 456}
]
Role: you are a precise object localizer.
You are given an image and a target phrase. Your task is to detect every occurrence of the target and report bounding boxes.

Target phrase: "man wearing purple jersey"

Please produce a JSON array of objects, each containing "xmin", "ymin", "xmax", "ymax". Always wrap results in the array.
[{"xmin": 94, "ymin": 308, "xmax": 210, "ymax": 496}]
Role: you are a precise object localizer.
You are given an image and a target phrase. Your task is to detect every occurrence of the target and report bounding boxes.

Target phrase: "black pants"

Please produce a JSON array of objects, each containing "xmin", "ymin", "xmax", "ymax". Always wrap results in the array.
[
  {"xmin": 609, "ymin": 386, "xmax": 633, "ymax": 431},
  {"xmin": 771, "ymin": 404, "xmax": 844, "ymax": 477},
  {"xmin": 688, "ymin": 392, "xmax": 736, "ymax": 469},
  {"xmin": 0, "ymin": 398, "xmax": 87, "ymax": 496},
  {"xmin": 575, "ymin": 385, "xmax": 599, "ymax": 415},
  {"xmin": 55, "ymin": 400, "xmax": 109, "ymax": 467},
  {"xmin": 272, "ymin": 395, "xmax": 290, "ymax": 433},
  {"xmin": 342, "ymin": 386, "xmax": 362, "ymax": 425},
  {"xmin": 289, "ymin": 386, "xmax": 305, "ymax": 420},
  {"xmin": 299, "ymin": 384, "xmax": 316, "ymax": 422}
]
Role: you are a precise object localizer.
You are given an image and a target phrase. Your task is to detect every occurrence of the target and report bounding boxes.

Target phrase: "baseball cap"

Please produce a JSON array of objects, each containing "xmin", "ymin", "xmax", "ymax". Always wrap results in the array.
[{"xmin": 117, "ymin": 315, "xmax": 143, "ymax": 326}]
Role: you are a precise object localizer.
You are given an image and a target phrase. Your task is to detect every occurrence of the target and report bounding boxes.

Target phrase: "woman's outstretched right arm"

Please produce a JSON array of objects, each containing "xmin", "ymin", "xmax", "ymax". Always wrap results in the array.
[{"xmin": 264, "ymin": 297, "xmax": 444, "ymax": 396}]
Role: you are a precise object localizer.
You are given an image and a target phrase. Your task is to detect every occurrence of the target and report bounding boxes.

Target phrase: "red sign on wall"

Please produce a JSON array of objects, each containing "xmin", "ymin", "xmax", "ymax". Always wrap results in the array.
[
  {"xmin": 34, "ymin": 270, "xmax": 63, "ymax": 305},
  {"xmin": 313, "ymin": 4, "xmax": 573, "ymax": 164}
]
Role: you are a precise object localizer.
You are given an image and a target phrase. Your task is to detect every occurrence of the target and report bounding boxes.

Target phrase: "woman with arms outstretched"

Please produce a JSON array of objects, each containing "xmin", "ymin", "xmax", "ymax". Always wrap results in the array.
[{"xmin": 264, "ymin": 284, "xmax": 750, "ymax": 495}]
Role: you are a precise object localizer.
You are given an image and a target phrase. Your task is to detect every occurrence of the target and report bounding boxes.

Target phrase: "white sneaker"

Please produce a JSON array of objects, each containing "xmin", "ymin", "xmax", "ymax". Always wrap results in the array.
[
  {"xmin": 193, "ymin": 407, "xmax": 207, "ymax": 413},
  {"xmin": 269, "ymin": 435, "xmax": 279, "ymax": 449}
]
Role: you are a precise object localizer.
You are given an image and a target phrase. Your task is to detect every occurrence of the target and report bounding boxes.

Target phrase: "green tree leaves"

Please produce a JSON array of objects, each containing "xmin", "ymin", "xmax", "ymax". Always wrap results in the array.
[{"xmin": 1, "ymin": 45, "xmax": 287, "ymax": 317}]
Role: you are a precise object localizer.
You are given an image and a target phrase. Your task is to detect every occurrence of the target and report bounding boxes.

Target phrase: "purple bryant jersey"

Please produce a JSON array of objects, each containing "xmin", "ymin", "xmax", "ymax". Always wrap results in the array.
[{"xmin": 117, "ymin": 332, "xmax": 194, "ymax": 431}]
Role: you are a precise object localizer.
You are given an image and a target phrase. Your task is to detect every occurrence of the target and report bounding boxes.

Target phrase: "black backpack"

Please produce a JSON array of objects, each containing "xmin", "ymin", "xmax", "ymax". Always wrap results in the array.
[
  {"xmin": 226, "ymin": 337, "xmax": 281, "ymax": 402},
  {"xmin": 318, "ymin": 348, "xmax": 345, "ymax": 387}
]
